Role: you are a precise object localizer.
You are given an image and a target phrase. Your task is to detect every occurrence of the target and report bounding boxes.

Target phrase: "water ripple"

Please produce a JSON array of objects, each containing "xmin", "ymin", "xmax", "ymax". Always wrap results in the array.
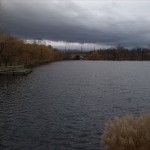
[{"xmin": 0, "ymin": 61, "xmax": 150, "ymax": 150}]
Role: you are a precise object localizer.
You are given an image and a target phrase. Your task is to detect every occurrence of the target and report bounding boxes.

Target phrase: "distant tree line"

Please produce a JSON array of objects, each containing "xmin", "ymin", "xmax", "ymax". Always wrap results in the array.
[
  {"xmin": 62, "ymin": 46, "xmax": 150, "ymax": 61},
  {"xmin": 1, "ymin": 33, "xmax": 150, "ymax": 64},
  {"xmin": 86, "ymin": 46, "xmax": 150, "ymax": 60},
  {"xmin": 0, "ymin": 34, "xmax": 63, "ymax": 66}
]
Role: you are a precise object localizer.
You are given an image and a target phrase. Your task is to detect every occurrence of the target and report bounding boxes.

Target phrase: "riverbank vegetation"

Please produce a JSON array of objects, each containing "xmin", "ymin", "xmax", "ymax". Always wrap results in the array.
[
  {"xmin": 0, "ymin": 34, "xmax": 63, "ymax": 66},
  {"xmin": 101, "ymin": 115, "xmax": 150, "ymax": 150},
  {"xmin": 1, "ymin": 34, "xmax": 150, "ymax": 63},
  {"xmin": 87, "ymin": 47, "xmax": 150, "ymax": 60}
]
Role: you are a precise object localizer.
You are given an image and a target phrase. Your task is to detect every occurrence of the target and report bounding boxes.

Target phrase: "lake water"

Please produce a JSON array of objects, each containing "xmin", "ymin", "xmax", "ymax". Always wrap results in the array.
[{"xmin": 0, "ymin": 61, "xmax": 150, "ymax": 150}]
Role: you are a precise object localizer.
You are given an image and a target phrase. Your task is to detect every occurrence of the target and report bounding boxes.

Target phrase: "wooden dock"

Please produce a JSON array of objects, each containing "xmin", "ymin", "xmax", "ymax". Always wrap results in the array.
[{"xmin": 0, "ymin": 66, "xmax": 32, "ymax": 75}]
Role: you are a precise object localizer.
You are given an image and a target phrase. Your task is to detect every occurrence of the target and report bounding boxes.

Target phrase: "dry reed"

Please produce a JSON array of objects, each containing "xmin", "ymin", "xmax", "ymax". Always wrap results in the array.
[{"xmin": 101, "ymin": 115, "xmax": 150, "ymax": 150}]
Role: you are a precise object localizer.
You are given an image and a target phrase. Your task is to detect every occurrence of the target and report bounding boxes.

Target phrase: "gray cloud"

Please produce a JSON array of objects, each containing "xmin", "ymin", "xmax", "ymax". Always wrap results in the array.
[{"xmin": 1, "ymin": 0, "xmax": 150, "ymax": 48}]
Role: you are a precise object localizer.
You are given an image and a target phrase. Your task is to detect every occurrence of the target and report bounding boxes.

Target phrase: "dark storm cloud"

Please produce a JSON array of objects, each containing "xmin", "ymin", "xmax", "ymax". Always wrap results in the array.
[{"xmin": 1, "ymin": 0, "xmax": 150, "ymax": 47}]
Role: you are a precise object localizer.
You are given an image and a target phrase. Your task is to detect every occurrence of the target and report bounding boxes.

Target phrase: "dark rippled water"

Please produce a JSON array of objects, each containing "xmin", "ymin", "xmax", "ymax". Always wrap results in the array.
[{"xmin": 0, "ymin": 61, "xmax": 150, "ymax": 150}]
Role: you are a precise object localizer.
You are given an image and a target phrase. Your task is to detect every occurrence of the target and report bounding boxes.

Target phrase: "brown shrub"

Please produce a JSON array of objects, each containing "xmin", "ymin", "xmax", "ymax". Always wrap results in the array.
[{"xmin": 101, "ymin": 115, "xmax": 150, "ymax": 150}]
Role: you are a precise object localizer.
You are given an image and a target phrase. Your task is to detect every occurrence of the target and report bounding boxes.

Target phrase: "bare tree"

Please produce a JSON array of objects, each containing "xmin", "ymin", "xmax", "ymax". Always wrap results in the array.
[
  {"xmin": 0, "ymin": 34, "xmax": 12, "ymax": 65},
  {"xmin": 0, "ymin": 34, "xmax": 11, "ymax": 54}
]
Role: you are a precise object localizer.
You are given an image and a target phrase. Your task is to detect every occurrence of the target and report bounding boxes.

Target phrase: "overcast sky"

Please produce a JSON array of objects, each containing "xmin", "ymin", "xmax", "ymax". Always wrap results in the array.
[{"xmin": 1, "ymin": 0, "xmax": 150, "ymax": 50}]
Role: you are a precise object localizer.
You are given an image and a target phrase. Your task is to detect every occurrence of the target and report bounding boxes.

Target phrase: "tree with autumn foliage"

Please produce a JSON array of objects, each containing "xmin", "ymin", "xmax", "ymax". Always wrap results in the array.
[{"xmin": 0, "ymin": 34, "xmax": 63, "ymax": 66}]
